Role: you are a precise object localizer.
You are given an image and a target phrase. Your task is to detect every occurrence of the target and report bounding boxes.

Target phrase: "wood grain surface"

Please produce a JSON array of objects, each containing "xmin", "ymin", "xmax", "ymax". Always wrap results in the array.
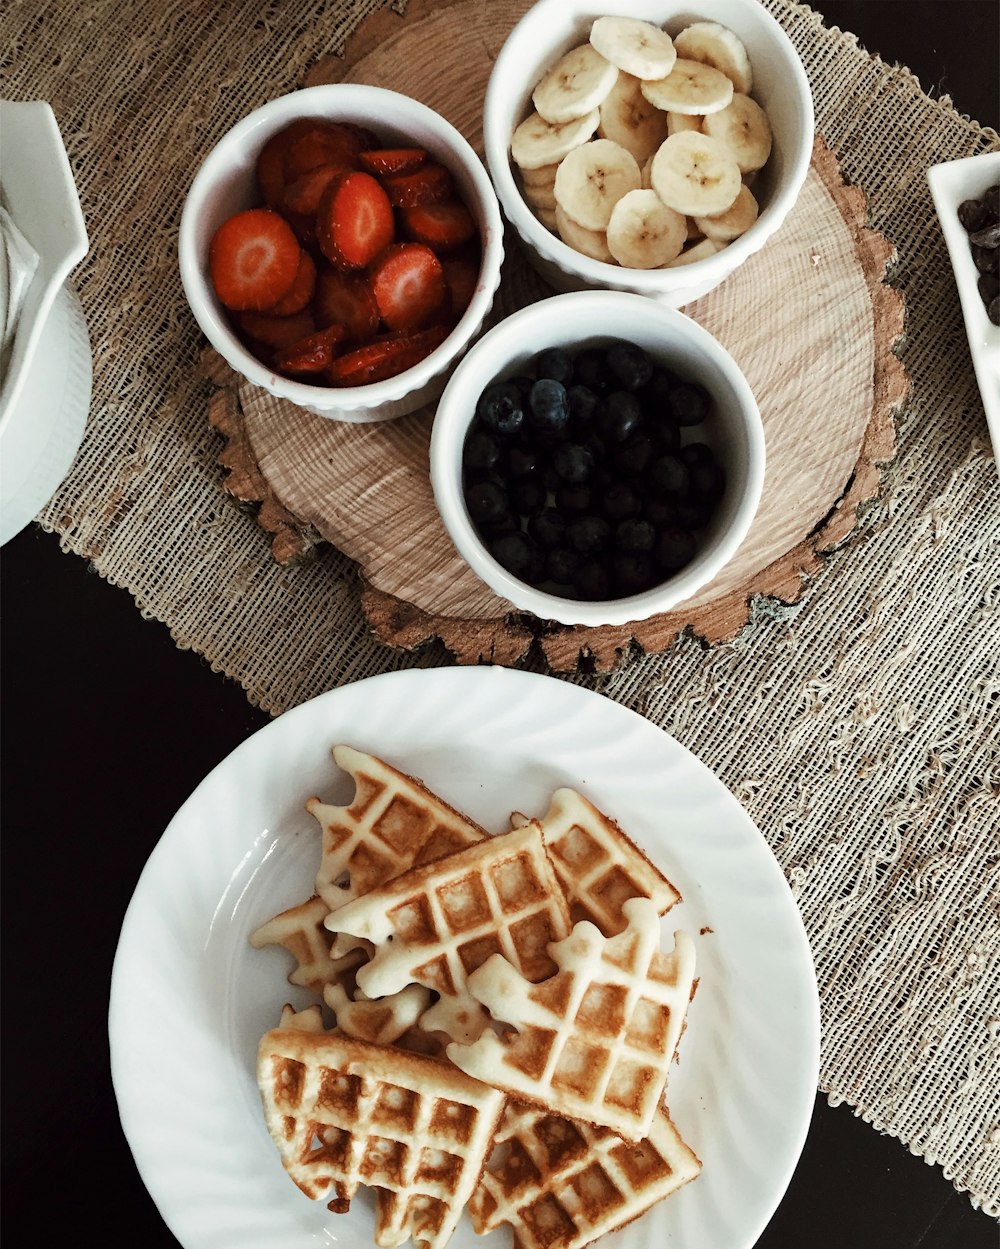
[{"xmin": 207, "ymin": 0, "xmax": 906, "ymax": 670}]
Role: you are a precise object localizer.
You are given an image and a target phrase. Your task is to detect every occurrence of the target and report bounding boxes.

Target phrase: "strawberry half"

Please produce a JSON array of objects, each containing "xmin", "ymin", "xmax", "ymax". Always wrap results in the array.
[
  {"xmin": 238, "ymin": 309, "xmax": 316, "ymax": 351},
  {"xmin": 210, "ymin": 208, "xmax": 301, "ymax": 312},
  {"xmin": 273, "ymin": 324, "xmax": 347, "ymax": 376},
  {"xmin": 358, "ymin": 147, "xmax": 427, "ymax": 177},
  {"xmin": 282, "ymin": 163, "xmax": 351, "ymax": 216},
  {"xmin": 313, "ymin": 268, "xmax": 380, "ymax": 343},
  {"xmin": 255, "ymin": 119, "xmax": 315, "ymax": 208},
  {"xmin": 327, "ymin": 325, "xmax": 449, "ymax": 387},
  {"xmin": 369, "ymin": 243, "xmax": 448, "ymax": 333},
  {"xmin": 381, "ymin": 163, "xmax": 454, "ymax": 208},
  {"xmin": 266, "ymin": 249, "xmax": 316, "ymax": 316},
  {"xmin": 400, "ymin": 200, "xmax": 477, "ymax": 252},
  {"xmin": 440, "ymin": 252, "xmax": 480, "ymax": 319},
  {"xmin": 283, "ymin": 122, "xmax": 363, "ymax": 179},
  {"xmin": 316, "ymin": 171, "xmax": 395, "ymax": 270}
]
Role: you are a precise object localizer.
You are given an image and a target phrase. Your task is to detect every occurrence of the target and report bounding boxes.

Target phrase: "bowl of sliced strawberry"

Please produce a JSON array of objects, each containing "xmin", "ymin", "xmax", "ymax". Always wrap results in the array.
[{"xmin": 179, "ymin": 84, "xmax": 504, "ymax": 422}]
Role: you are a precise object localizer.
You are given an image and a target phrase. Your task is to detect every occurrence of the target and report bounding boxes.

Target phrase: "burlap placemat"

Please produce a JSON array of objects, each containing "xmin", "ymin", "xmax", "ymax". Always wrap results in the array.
[{"xmin": 5, "ymin": 0, "xmax": 998, "ymax": 1216}]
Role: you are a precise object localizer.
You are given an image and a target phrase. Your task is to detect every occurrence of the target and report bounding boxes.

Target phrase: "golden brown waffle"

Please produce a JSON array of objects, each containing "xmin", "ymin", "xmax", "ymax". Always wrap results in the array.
[
  {"xmin": 326, "ymin": 822, "xmax": 573, "ymax": 1045},
  {"xmin": 257, "ymin": 1015, "xmax": 506, "ymax": 1249},
  {"xmin": 322, "ymin": 981, "xmax": 431, "ymax": 1047},
  {"xmin": 310, "ymin": 745, "xmax": 487, "ymax": 912},
  {"xmin": 446, "ymin": 896, "xmax": 696, "ymax": 1141},
  {"xmin": 513, "ymin": 788, "xmax": 681, "ymax": 934},
  {"xmin": 249, "ymin": 894, "xmax": 369, "ymax": 997},
  {"xmin": 469, "ymin": 1099, "xmax": 702, "ymax": 1249}
]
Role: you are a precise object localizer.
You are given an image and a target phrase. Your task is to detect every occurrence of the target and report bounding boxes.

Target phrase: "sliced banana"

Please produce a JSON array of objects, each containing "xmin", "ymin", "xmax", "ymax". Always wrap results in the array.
[
  {"xmin": 694, "ymin": 182, "xmax": 759, "ymax": 240},
  {"xmin": 641, "ymin": 58, "xmax": 734, "ymax": 116},
  {"xmin": 641, "ymin": 153, "xmax": 655, "ymax": 188},
  {"xmin": 521, "ymin": 178, "xmax": 557, "ymax": 211},
  {"xmin": 665, "ymin": 237, "xmax": 724, "ymax": 266},
  {"xmin": 532, "ymin": 43, "xmax": 620, "ymax": 125},
  {"xmin": 519, "ymin": 161, "xmax": 560, "ymax": 188},
  {"xmin": 536, "ymin": 205, "xmax": 559, "ymax": 232},
  {"xmin": 667, "ymin": 110, "xmax": 704, "ymax": 136},
  {"xmin": 511, "ymin": 108, "xmax": 600, "ymax": 170},
  {"xmin": 702, "ymin": 93, "xmax": 772, "ymax": 172},
  {"xmin": 554, "ymin": 203, "xmax": 615, "ymax": 263},
  {"xmin": 606, "ymin": 188, "xmax": 687, "ymax": 268},
  {"xmin": 673, "ymin": 20, "xmax": 753, "ymax": 95},
  {"xmin": 649, "ymin": 130, "xmax": 742, "ymax": 217},
  {"xmin": 554, "ymin": 137, "xmax": 641, "ymax": 231},
  {"xmin": 597, "ymin": 71, "xmax": 669, "ymax": 164},
  {"xmin": 589, "ymin": 15, "xmax": 676, "ymax": 81}
]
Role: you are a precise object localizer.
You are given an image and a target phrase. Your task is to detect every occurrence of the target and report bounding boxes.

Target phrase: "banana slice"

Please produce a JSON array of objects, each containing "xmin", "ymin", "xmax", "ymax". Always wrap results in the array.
[
  {"xmin": 511, "ymin": 108, "xmax": 600, "ymax": 170},
  {"xmin": 702, "ymin": 93, "xmax": 772, "ymax": 172},
  {"xmin": 649, "ymin": 130, "xmax": 742, "ymax": 217},
  {"xmin": 641, "ymin": 59, "xmax": 734, "ymax": 116},
  {"xmin": 694, "ymin": 183, "xmax": 759, "ymax": 240},
  {"xmin": 554, "ymin": 137, "xmax": 641, "ymax": 231},
  {"xmin": 522, "ymin": 178, "xmax": 557, "ymax": 211},
  {"xmin": 536, "ymin": 205, "xmax": 559, "ymax": 232},
  {"xmin": 673, "ymin": 20, "xmax": 753, "ymax": 95},
  {"xmin": 597, "ymin": 71, "xmax": 669, "ymax": 164},
  {"xmin": 589, "ymin": 15, "xmax": 677, "ymax": 81},
  {"xmin": 667, "ymin": 110, "xmax": 704, "ymax": 136},
  {"xmin": 641, "ymin": 153, "xmax": 655, "ymax": 188},
  {"xmin": 554, "ymin": 203, "xmax": 615, "ymax": 263},
  {"xmin": 532, "ymin": 43, "xmax": 620, "ymax": 125},
  {"xmin": 519, "ymin": 161, "xmax": 560, "ymax": 188},
  {"xmin": 666, "ymin": 237, "xmax": 724, "ymax": 266},
  {"xmin": 606, "ymin": 188, "xmax": 687, "ymax": 268}
]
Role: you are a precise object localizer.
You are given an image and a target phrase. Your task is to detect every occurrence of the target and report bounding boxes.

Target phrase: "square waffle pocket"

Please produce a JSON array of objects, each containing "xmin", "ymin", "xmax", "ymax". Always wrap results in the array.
[{"xmin": 446, "ymin": 895, "xmax": 696, "ymax": 1141}]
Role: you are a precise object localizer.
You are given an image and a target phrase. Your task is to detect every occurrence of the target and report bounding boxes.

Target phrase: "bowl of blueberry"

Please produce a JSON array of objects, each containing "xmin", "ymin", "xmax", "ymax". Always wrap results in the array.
[{"xmin": 429, "ymin": 289, "xmax": 764, "ymax": 626}]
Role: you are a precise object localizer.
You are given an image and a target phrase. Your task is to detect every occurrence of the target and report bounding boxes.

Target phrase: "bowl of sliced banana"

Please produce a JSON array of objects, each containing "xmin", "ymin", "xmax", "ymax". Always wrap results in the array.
[{"xmin": 484, "ymin": 0, "xmax": 814, "ymax": 308}]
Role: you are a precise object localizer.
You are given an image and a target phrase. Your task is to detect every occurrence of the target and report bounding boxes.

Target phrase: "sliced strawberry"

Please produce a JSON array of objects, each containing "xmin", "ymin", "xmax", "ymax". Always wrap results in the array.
[
  {"xmin": 342, "ymin": 122, "xmax": 381, "ymax": 151},
  {"xmin": 369, "ymin": 243, "xmax": 448, "ymax": 333},
  {"xmin": 358, "ymin": 147, "xmax": 428, "ymax": 177},
  {"xmin": 255, "ymin": 119, "xmax": 315, "ymax": 207},
  {"xmin": 266, "ymin": 249, "xmax": 316, "ymax": 316},
  {"xmin": 283, "ymin": 122, "xmax": 363, "ymax": 179},
  {"xmin": 440, "ymin": 251, "xmax": 480, "ymax": 319},
  {"xmin": 400, "ymin": 199, "xmax": 477, "ymax": 252},
  {"xmin": 316, "ymin": 171, "xmax": 395, "ymax": 270},
  {"xmin": 282, "ymin": 162, "xmax": 351, "ymax": 216},
  {"xmin": 328, "ymin": 325, "xmax": 450, "ymax": 387},
  {"xmin": 273, "ymin": 323, "xmax": 347, "ymax": 376},
  {"xmin": 210, "ymin": 208, "xmax": 301, "ymax": 312},
  {"xmin": 237, "ymin": 308, "xmax": 316, "ymax": 350},
  {"xmin": 313, "ymin": 268, "xmax": 380, "ymax": 342},
  {"xmin": 381, "ymin": 163, "xmax": 454, "ymax": 208},
  {"xmin": 283, "ymin": 209, "xmax": 318, "ymax": 250}
]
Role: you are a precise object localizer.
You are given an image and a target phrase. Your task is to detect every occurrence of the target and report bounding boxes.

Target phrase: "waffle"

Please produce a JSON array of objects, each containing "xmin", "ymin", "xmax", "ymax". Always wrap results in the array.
[
  {"xmin": 250, "ymin": 894, "xmax": 369, "ymax": 997},
  {"xmin": 446, "ymin": 896, "xmax": 696, "ymax": 1141},
  {"xmin": 470, "ymin": 1099, "xmax": 702, "ymax": 1249},
  {"xmin": 310, "ymin": 746, "xmax": 487, "ymax": 912},
  {"xmin": 257, "ymin": 1014, "xmax": 507, "ymax": 1249},
  {"xmin": 513, "ymin": 788, "xmax": 682, "ymax": 935},
  {"xmin": 322, "ymin": 981, "xmax": 432, "ymax": 1048},
  {"xmin": 327, "ymin": 822, "xmax": 572, "ymax": 1045}
]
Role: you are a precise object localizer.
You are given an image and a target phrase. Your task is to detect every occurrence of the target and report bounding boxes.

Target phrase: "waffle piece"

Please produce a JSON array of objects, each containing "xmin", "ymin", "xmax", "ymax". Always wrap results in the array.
[
  {"xmin": 257, "ymin": 1018, "xmax": 506, "ymax": 1249},
  {"xmin": 250, "ymin": 894, "xmax": 369, "ymax": 997},
  {"xmin": 446, "ymin": 896, "xmax": 696, "ymax": 1141},
  {"xmin": 323, "ymin": 981, "xmax": 432, "ymax": 1048},
  {"xmin": 327, "ymin": 822, "xmax": 572, "ymax": 1044},
  {"xmin": 310, "ymin": 746, "xmax": 487, "ymax": 912},
  {"xmin": 513, "ymin": 788, "xmax": 681, "ymax": 935},
  {"xmin": 470, "ymin": 1099, "xmax": 702, "ymax": 1249}
]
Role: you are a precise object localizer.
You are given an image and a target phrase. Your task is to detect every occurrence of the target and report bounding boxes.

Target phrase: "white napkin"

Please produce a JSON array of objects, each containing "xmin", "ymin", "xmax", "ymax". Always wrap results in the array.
[{"xmin": 0, "ymin": 201, "xmax": 40, "ymax": 377}]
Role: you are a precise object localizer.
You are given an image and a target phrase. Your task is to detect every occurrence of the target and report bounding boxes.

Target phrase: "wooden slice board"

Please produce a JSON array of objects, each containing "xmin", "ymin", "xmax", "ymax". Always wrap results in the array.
[{"xmin": 205, "ymin": 0, "xmax": 907, "ymax": 671}]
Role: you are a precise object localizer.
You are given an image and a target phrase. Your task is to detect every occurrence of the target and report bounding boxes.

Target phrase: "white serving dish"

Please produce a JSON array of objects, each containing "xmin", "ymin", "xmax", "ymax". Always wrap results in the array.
[{"xmin": 926, "ymin": 150, "xmax": 1000, "ymax": 459}]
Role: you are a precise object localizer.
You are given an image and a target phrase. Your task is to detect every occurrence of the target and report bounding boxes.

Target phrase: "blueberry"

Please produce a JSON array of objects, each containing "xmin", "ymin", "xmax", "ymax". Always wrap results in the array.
[
  {"xmin": 545, "ymin": 545, "xmax": 582, "ymax": 585},
  {"xmin": 675, "ymin": 497, "xmax": 715, "ymax": 529},
  {"xmin": 596, "ymin": 391, "xmax": 642, "ymax": 444},
  {"xmin": 507, "ymin": 444, "xmax": 540, "ymax": 478},
  {"xmin": 528, "ymin": 378, "xmax": 570, "ymax": 436},
  {"xmin": 643, "ymin": 494, "xmax": 678, "ymax": 527},
  {"xmin": 490, "ymin": 529, "xmax": 541, "ymax": 580},
  {"xmin": 688, "ymin": 459, "xmax": 726, "ymax": 502},
  {"xmin": 555, "ymin": 482, "xmax": 593, "ymax": 516},
  {"xmin": 668, "ymin": 382, "xmax": 711, "ymax": 426},
  {"xmin": 648, "ymin": 454, "xmax": 689, "ymax": 496},
  {"xmin": 678, "ymin": 441, "xmax": 715, "ymax": 467},
  {"xmin": 615, "ymin": 518, "xmax": 656, "ymax": 554},
  {"xmin": 510, "ymin": 474, "xmax": 547, "ymax": 515},
  {"xmin": 552, "ymin": 441, "xmax": 596, "ymax": 484},
  {"xmin": 602, "ymin": 480, "xmax": 642, "ymax": 522},
  {"xmin": 574, "ymin": 559, "xmax": 612, "ymax": 600},
  {"xmin": 528, "ymin": 506, "xmax": 566, "ymax": 549},
  {"xmin": 605, "ymin": 341, "xmax": 653, "ymax": 391},
  {"xmin": 655, "ymin": 526, "xmax": 697, "ymax": 571},
  {"xmin": 613, "ymin": 433, "xmax": 654, "ymax": 477},
  {"xmin": 567, "ymin": 513, "xmax": 612, "ymax": 556},
  {"xmin": 567, "ymin": 383, "xmax": 600, "ymax": 428},
  {"xmin": 464, "ymin": 428, "xmax": 502, "ymax": 472},
  {"xmin": 476, "ymin": 382, "xmax": 525, "ymax": 435},
  {"xmin": 572, "ymin": 347, "xmax": 611, "ymax": 393},
  {"xmin": 638, "ymin": 366, "xmax": 680, "ymax": 411},
  {"xmin": 535, "ymin": 347, "xmax": 574, "ymax": 385},
  {"xmin": 465, "ymin": 480, "xmax": 508, "ymax": 528},
  {"xmin": 650, "ymin": 417, "xmax": 681, "ymax": 453},
  {"xmin": 613, "ymin": 551, "xmax": 654, "ymax": 594}
]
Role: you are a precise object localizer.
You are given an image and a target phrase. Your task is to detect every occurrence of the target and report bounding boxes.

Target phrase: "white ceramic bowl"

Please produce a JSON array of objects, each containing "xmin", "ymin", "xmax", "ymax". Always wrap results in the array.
[
  {"xmin": 484, "ymin": 0, "xmax": 814, "ymax": 307},
  {"xmin": 430, "ymin": 290, "xmax": 765, "ymax": 626},
  {"xmin": 179, "ymin": 84, "xmax": 504, "ymax": 422}
]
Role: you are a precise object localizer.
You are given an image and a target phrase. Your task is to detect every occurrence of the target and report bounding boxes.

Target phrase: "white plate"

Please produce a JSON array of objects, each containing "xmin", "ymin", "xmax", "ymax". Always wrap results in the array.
[
  {"xmin": 110, "ymin": 666, "xmax": 819, "ymax": 1249},
  {"xmin": 926, "ymin": 151, "xmax": 1000, "ymax": 460}
]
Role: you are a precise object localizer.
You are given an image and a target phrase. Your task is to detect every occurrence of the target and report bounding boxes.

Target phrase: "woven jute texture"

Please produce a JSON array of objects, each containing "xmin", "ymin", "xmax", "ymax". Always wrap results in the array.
[{"xmin": 5, "ymin": 0, "xmax": 999, "ymax": 1216}]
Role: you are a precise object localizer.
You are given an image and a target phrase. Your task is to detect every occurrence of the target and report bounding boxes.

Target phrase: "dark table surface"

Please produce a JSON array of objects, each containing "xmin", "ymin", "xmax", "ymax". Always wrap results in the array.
[{"xmin": 2, "ymin": 3, "xmax": 998, "ymax": 1246}]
